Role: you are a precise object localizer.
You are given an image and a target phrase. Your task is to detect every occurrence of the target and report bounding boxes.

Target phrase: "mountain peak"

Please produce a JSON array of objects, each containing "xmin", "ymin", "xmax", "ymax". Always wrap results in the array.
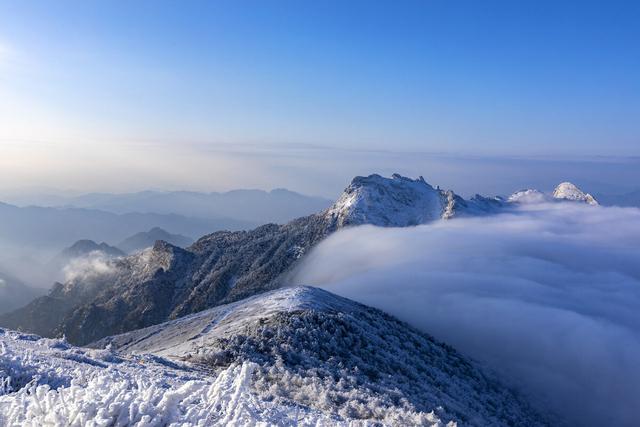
[
  {"xmin": 324, "ymin": 173, "xmax": 445, "ymax": 227},
  {"xmin": 91, "ymin": 285, "xmax": 544, "ymax": 426},
  {"xmin": 117, "ymin": 228, "xmax": 194, "ymax": 254},
  {"xmin": 552, "ymin": 182, "xmax": 599, "ymax": 205}
]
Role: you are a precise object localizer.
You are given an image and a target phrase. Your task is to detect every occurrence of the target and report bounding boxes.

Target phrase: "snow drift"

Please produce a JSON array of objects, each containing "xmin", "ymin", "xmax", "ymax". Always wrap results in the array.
[{"xmin": 293, "ymin": 201, "xmax": 640, "ymax": 427}]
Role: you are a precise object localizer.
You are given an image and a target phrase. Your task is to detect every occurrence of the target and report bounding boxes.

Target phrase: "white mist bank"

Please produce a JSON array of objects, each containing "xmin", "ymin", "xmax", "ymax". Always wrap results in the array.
[{"xmin": 293, "ymin": 202, "xmax": 640, "ymax": 427}]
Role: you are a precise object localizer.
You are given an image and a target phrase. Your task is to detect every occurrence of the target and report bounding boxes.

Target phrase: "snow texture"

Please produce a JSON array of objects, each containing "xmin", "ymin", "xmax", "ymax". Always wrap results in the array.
[
  {"xmin": 552, "ymin": 182, "xmax": 598, "ymax": 205},
  {"xmin": 0, "ymin": 328, "xmax": 343, "ymax": 426},
  {"xmin": 93, "ymin": 287, "xmax": 545, "ymax": 427}
]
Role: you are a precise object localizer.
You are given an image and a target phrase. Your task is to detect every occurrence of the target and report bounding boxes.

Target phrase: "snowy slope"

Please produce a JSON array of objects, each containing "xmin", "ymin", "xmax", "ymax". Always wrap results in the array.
[
  {"xmin": 509, "ymin": 182, "xmax": 599, "ymax": 205},
  {"xmin": 93, "ymin": 286, "xmax": 546, "ymax": 427},
  {"xmin": 322, "ymin": 173, "xmax": 503, "ymax": 227},
  {"xmin": 0, "ymin": 328, "xmax": 344, "ymax": 426},
  {"xmin": 324, "ymin": 174, "xmax": 447, "ymax": 227},
  {"xmin": 552, "ymin": 182, "xmax": 599, "ymax": 205}
]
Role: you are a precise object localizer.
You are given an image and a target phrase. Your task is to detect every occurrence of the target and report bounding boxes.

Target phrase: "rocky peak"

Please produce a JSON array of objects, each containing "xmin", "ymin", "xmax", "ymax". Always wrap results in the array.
[
  {"xmin": 323, "ymin": 173, "xmax": 447, "ymax": 227},
  {"xmin": 552, "ymin": 182, "xmax": 599, "ymax": 205}
]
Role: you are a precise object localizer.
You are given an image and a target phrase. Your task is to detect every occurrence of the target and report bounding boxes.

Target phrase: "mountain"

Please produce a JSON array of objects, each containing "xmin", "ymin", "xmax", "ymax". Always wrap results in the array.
[
  {"xmin": 117, "ymin": 227, "xmax": 194, "ymax": 253},
  {"xmin": 5, "ymin": 188, "xmax": 332, "ymax": 225},
  {"xmin": 508, "ymin": 182, "xmax": 599, "ymax": 205},
  {"xmin": 0, "ymin": 272, "xmax": 44, "ymax": 315},
  {"xmin": 0, "ymin": 174, "xmax": 596, "ymax": 345},
  {"xmin": 0, "ymin": 287, "xmax": 545, "ymax": 426},
  {"xmin": 0, "ymin": 202, "xmax": 254, "ymax": 253},
  {"xmin": 552, "ymin": 182, "xmax": 599, "ymax": 205},
  {"xmin": 55, "ymin": 239, "xmax": 125, "ymax": 260},
  {"xmin": 46, "ymin": 240, "xmax": 127, "ymax": 282}
]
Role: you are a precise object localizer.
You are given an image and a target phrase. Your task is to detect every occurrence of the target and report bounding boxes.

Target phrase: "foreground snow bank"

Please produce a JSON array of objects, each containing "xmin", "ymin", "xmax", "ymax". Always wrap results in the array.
[{"xmin": 0, "ymin": 328, "xmax": 350, "ymax": 426}]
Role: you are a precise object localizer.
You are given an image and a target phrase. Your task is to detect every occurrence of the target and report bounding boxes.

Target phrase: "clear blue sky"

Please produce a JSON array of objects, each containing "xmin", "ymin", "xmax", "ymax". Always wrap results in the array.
[{"xmin": 0, "ymin": 1, "xmax": 638, "ymax": 194}]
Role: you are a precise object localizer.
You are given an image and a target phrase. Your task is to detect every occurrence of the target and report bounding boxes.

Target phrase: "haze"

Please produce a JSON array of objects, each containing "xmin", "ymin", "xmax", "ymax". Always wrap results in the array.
[{"xmin": 1, "ymin": 1, "xmax": 639, "ymax": 198}]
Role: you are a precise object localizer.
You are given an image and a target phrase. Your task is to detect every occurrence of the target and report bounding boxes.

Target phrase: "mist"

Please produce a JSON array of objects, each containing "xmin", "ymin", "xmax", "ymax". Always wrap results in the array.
[{"xmin": 293, "ymin": 202, "xmax": 640, "ymax": 426}]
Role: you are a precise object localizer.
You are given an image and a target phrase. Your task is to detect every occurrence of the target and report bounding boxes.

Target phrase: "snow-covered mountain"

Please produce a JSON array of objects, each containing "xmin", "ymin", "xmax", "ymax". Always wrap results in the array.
[
  {"xmin": 0, "ymin": 287, "xmax": 545, "ymax": 426},
  {"xmin": 0, "ymin": 174, "xmax": 598, "ymax": 346},
  {"xmin": 508, "ymin": 182, "xmax": 599, "ymax": 205},
  {"xmin": 323, "ymin": 173, "xmax": 503, "ymax": 227},
  {"xmin": 552, "ymin": 182, "xmax": 599, "ymax": 205}
]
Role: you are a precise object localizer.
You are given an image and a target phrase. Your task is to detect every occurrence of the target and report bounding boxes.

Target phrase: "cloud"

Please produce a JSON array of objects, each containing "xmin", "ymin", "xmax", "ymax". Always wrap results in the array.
[
  {"xmin": 62, "ymin": 251, "xmax": 116, "ymax": 282},
  {"xmin": 292, "ymin": 202, "xmax": 640, "ymax": 426}
]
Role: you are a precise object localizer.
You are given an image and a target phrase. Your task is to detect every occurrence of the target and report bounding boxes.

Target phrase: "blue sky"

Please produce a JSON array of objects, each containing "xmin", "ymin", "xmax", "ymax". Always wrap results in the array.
[{"xmin": 0, "ymin": 1, "xmax": 639, "ymax": 195}]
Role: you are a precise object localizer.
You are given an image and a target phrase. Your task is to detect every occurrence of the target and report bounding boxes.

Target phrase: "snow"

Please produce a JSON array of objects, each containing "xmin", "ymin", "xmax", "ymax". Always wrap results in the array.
[
  {"xmin": 508, "ymin": 183, "xmax": 599, "ymax": 206},
  {"xmin": 324, "ymin": 174, "xmax": 447, "ymax": 227},
  {"xmin": 92, "ymin": 287, "xmax": 545, "ymax": 427},
  {"xmin": 507, "ymin": 189, "xmax": 547, "ymax": 204},
  {"xmin": 552, "ymin": 182, "xmax": 599, "ymax": 205},
  {"xmin": 0, "ymin": 284, "xmax": 545, "ymax": 425},
  {"xmin": 91, "ymin": 287, "xmax": 360, "ymax": 359},
  {"xmin": 0, "ymin": 328, "xmax": 344, "ymax": 426}
]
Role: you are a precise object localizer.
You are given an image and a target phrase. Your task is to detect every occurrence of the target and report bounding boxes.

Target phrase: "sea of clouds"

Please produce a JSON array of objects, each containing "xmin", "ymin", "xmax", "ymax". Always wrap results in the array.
[{"xmin": 293, "ymin": 201, "xmax": 640, "ymax": 426}]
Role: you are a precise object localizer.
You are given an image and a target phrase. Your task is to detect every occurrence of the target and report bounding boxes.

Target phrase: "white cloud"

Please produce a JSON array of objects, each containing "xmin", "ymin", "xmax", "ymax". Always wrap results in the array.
[
  {"xmin": 293, "ymin": 202, "xmax": 640, "ymax": 427},
  {"xmin": 63, "ymin": 251, "xmax": 116, "ymax": 282}
]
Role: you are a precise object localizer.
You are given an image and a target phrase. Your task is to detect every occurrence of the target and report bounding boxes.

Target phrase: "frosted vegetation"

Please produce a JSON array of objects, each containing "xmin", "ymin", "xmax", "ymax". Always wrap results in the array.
[
  {"xmin": 0, "ymin": 328, "xmax": 345, "ymax": 426},
  {"xmin": 94, "ymin": 287, "xmax": 545, "ymax": 426}
]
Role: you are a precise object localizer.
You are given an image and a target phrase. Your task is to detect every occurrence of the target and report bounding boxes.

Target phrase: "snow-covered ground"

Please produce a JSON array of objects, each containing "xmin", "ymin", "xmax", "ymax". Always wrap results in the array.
[
  {"xmin": 0, "ymin": 287, "xmax": 546, "ymax": 426},
  {"xmin": 0, "ymin": 328, "xmax": 340, "ymax": 426},
  {"xmin": 92, "ymin": 287, "xmax": 545, "ymax": 427}
]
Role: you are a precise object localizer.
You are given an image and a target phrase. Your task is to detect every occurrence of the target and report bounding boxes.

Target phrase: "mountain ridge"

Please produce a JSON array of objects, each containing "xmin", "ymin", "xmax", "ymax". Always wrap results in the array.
[
  {"xmin": 91, "ymin": 286, "xmax": 547, "ymax": 426},
  {"xmin": 0, "ymin": 173, "xmax": 598, "ymax": 345}
]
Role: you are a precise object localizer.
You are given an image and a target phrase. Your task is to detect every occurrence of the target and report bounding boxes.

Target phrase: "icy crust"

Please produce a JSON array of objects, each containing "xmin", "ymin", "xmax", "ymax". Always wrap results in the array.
[
  {"xmin": 0, "ymin": 328, "xmax": 345, "ymax": 426},
  {"xmin": 94, "ymin": 287, "xmax": 546, "ymax": 427},
  {"xmin": 552, "ymin": 182, "xmax": 599, "ymax": 205}
]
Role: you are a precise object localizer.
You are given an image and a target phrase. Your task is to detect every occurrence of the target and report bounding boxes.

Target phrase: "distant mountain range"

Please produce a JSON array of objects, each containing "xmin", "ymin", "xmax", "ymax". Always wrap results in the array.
[
  {"xmin": 0, "ymin": 173, "xmax": 599, "ymax": 345},
  {"xmin": 0, "ymin": 271, "xmax": 44, "ymax": 315},
  {"xmin": 0, "ymin": 201, "xmax": 253, "ymax": 253},
  {"xmin": 4, "ymin": 188, "xmax": 332, "ymax": 225}
]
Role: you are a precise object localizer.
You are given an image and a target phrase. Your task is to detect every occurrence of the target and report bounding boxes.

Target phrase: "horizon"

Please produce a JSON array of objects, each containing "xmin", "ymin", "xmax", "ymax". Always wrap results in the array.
[
  {"xmin": 2, "ymin": 1, "xmax": 639, "ymax": 197},
  {"xmin": 2, "ymin": 148, "xmax": 640, "ymax": 200}
]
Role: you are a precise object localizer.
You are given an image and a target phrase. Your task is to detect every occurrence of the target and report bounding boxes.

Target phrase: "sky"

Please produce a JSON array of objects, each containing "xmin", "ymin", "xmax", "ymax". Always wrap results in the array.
[{"xmin": 0, "ymin": 1, "xmax": 639, "ymax": 196}]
